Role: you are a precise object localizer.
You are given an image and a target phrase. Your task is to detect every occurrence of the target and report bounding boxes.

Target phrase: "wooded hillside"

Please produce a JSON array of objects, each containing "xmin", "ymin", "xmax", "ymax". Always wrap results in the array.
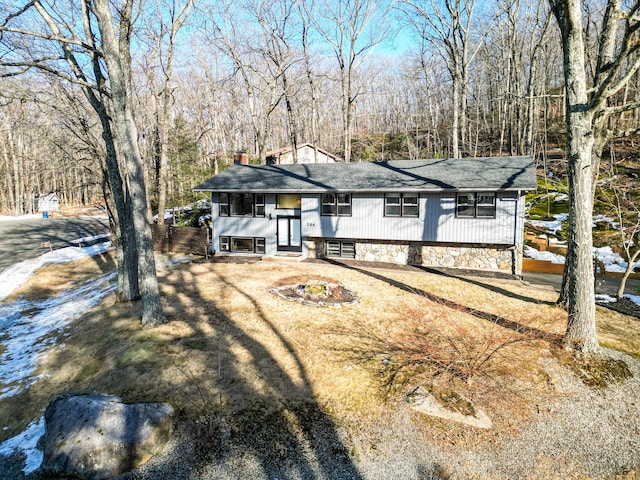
[{"xmin": 0, "ymin": 0, "xmax": 638, "ymax": 216}]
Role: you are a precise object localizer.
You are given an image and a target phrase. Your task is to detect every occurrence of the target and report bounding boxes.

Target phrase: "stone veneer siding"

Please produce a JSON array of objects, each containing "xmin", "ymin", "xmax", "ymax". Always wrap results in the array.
[
  {"xmin": 419, "ymin": 244, "xmax": 517, "ymax": 273},
  {"xmin": 356, "ymin": 242, "xmax": 412, "ymax": 265},
  {"xmin": 304, "ymin": 239, "xmax": 320, "ymax": 258},
  {"xmin": 306, "ymin": 237, "xmax": 521, "ymax": 274}
]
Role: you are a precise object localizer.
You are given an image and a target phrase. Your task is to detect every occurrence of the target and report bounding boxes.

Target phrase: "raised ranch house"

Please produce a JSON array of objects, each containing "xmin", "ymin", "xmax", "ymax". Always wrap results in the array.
[{"xmin": 193, "ymin": 157, "xmax": 537, "ymax": 275}]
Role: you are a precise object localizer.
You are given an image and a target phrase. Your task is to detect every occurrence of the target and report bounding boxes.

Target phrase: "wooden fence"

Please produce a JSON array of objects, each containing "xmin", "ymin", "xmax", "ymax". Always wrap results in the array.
[
  {"xmin": 523, "ymin": 258, "xmax": 640, "ymax": 279},
  {"xmin": 151, "ymin": 225, "xmax": 210, "ymax": 256},
  {"xmin": 522, "ymin": 259, "xmax": 565, "ymax": 274}
]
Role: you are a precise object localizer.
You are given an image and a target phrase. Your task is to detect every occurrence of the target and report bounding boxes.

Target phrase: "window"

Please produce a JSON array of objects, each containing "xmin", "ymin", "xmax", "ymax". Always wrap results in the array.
[
  {"xmin": 326, "ymin": 240, "xmax": 355, "ymax": 258},
  {"xmin": 456, "ymin": 192, "xmax": 496, "ymax": 218},
  {"xmin": 255, "ymin": 237, "xmax": 266, "ymax": 254},
  {"xmin": 476, "ymin": 193, "xmax": 496, "ymax": 218},
  {"xmin": 219, "ymin": 193, "xmax": 229, "ymax": 217},
  {"xmin": 231, "ymin": 237, "xmax": 254, "ymax": 252},
  {"xmin": 276, "ymin": 194, "xmax": 301, "ymax": 209},
  {"xmin": 220, "ymin": 236, "xmax": 266, "ymax": 253},
  {"xmin": 220, "ymin": 236, "xmax": 230, "ymax": 252},
  {"xmin": 255, "ymin": 194, "xmax": 265, "ymax": 217},
  {"xmin": 322, "ymin": 193, "xmax": 351, "ymax": 216},
  {"xmin": 385, "ymin": 193, "xmax": 419, "ymax": 217},
  {"xmin": 231, "ymin": 193, "xmax": 254, "ymax": 216},
  {"xmin": 219, "ymin": 193, "xmax": 265, "ymax": 217}
]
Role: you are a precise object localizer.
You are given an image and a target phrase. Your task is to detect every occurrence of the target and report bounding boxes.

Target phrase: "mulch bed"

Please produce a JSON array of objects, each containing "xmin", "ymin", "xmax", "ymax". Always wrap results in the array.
[{"xmin": 597, "ymin": 297, "xmax": 640, "ymax": 319}]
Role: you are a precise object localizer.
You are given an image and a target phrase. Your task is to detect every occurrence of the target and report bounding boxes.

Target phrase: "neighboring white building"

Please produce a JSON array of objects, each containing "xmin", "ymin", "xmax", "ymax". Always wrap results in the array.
[
  {"xmin": 35, "ymin": 193, "xmax": 60, "ymax": 212},
  {"xmin": 194, "ymin": 157, "xmax": 537, "ymax": 275},
  {"xmin": 266, "ymin": 143, "xmax": 340, "ymax": 165}
]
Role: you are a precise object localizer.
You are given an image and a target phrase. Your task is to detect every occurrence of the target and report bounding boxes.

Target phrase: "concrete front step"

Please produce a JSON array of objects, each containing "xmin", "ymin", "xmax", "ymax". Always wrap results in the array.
[{"xmin": 261, "ymin": 253, "xmax": 306, "ymax": 262}]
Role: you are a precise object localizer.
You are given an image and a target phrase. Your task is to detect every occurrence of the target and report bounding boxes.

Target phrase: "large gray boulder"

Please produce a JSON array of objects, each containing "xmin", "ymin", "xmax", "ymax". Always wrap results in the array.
[{"xmin": 42, "ymin": 393, "xmax": 174, "ymax": 480}]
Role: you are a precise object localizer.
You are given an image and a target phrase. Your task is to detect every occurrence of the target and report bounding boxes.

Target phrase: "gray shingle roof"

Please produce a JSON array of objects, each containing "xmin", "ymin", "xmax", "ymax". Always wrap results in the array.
[{"xmin": 193, "ymin": 157, "xmax": 537, "ymax": 193}]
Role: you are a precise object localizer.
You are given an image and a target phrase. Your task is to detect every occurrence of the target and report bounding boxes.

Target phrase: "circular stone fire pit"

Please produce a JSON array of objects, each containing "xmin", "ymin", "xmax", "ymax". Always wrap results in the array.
[{"xmin": 270, "ymin": 280, "xmax": 358, "ymax": 308}]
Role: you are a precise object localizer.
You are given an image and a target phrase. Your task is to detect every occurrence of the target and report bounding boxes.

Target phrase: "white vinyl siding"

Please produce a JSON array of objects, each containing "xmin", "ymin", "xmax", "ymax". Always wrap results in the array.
[
  {"xmin": 213, "ymin": 193, "xmax": 282, "ymax": 255},
  {"xmin": 211, "ymin": 191, "xmax": 524, "ymax": 256},
  {"xmin": 303, "ymin": 192, "xmax": 519, "ymax": 244}
]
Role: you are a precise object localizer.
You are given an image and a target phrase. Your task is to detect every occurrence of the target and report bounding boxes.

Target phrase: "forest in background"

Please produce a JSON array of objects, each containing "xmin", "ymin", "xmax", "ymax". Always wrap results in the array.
[{"xmin": 0, "ymin": 0, "xmax": 639, "ymax": 217}]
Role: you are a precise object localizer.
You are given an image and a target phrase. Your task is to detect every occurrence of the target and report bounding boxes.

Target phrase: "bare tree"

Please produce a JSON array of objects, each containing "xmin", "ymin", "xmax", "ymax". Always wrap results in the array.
[
  {"xmin": 401, "ymin": 0, "xmax": 483, "ymax": 158},
  {"xmin": 143, "ymin": 0, "xmax": 194, "ymax": 222},
  {"xmin": 550, "ymin": 0, "xmax": 640, "ymax": 353},
  {"xmin": 93, "ymin": 0, "xmax": 165, "ymax": 327},
  {"xmin": 202, "ymin": 1, "xmax": 284, "ymax": 162},
  {"xmin": 306, "ymin": 0, "xmax": 390, "ymax": 162},
  {"xmin": 0, "ymin": 0, "xmax": 166, "ymax": 327},
  {"xmin": 599, "ymin": 161, "xmax": 640, "ymax": 300}
]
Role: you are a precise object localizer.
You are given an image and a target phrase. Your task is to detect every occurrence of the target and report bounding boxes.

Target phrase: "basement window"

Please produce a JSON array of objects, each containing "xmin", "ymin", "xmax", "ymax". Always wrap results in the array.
[
  {"xmin": 220, "ymin": 236, "xmax": 266, "ymax": 254},
  {"xmin": 326, "ymin": 240, "xmax": 355, "ymax": 258}
]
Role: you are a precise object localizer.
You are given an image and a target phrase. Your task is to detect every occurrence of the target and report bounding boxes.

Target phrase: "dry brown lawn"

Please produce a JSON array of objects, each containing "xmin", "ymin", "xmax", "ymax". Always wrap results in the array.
[{"xmin": 2, "ymin": 254, "xmax": 640, "ymax": 476}]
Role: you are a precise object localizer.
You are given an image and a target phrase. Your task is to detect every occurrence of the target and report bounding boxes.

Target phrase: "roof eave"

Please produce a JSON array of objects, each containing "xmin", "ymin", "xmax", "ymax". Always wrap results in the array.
[{"xmin": 193, "ymin": 186, "xmax": 535, "ymax": 194}]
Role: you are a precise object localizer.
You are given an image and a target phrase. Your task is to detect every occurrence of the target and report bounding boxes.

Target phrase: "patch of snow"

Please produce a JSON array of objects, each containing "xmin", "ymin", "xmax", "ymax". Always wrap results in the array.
[
  {"xmin": 529, "ymin": 213, "xmax": 568, "ymax": 235},
  {"xmin": 595, "ymin": 294, "xmax": 617, "ymax": 304},
  {"xmin": 153, "ymin": 210, "xmax": 175, "ymax": 222},
  {"xmin": 0, "ymin": 416, "xmax": 44, "ymax": 474},
  {"xmin": 625, "ymin": 294, "xmax": 640, "ymax": 306},
  {"xmin": 0, "ymin": 272, "xmax": 117, "ymax": 399},
  {"xmin": 524, "ymin": 245, "xmax": 565, "ymax": 264},
  {"xmin": 593, "ymin": 246, "xmax": 628, "ymax": 273},
  {"xmin": 69, "ymin": 233, "xmax": 111, "ymax": 245},
  {"xmin": 593, "ymin": 214, "xmax": 619, "ymax": 229},
  {"xmin": 0, "ymin": 214, "xmax": 42, "ymax": 222},
  {"xmin": 0, "ymin": 240, "xmax": 113, "ymax": 302},
  {"xmin": 525, "ymin": 245, "xmax": 634, "ymax": 275},
  {"xmin": 155, "ymin": 254, "xmax": 194, "ymax": 270}
]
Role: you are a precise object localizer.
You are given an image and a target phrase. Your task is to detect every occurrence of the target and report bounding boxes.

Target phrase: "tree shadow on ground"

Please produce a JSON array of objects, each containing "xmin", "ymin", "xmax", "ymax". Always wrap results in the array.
[
  {"xmin": 320, "ymin": 259, "xmax": 563, "ymax": 345},
  {"xmin": 309, "ymin": 258, "xmax": 556, "ymax": 307},
  {"xmin": 178, "ymin": 267, "xmax": 362, "ymax": 479},
  {"xmin": 22, "ymin": 259, "xmax": 364, "ymax": 479},
  {"xmin": 412, "ymin": 265, "xmax": 557, "ymax": 307}
]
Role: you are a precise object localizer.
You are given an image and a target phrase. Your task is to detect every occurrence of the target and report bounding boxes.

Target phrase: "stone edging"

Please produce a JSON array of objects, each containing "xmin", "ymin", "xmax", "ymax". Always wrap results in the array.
[{"xmin": 269, "ymin": 282, "xmax": 359, "ymax": 308}]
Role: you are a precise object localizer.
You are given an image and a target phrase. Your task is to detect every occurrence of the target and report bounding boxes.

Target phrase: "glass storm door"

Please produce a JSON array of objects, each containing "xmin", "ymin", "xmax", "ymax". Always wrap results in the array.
[{"xmin": 277, "ymin": 216, "xmax": 302, "ymax": 252}]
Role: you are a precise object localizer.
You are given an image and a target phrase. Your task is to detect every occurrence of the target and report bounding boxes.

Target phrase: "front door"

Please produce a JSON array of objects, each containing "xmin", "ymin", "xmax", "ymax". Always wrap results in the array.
[{"xmin": 277, "ymin": 216, "xmax": 302, "ymax": 252}]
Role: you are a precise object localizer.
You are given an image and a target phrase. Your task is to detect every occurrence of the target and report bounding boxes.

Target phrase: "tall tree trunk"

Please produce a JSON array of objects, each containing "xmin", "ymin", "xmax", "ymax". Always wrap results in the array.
[
  {"xmin": 93, "ymin": 0, "xmax": 165, "ymax": 327},
  {"xmin": 451, "ymin": 72, "xmax": 461, "ymax": 158},
  {"xmin": 551, "ymin": 0, "xmax": 599, "ymax": 353}
]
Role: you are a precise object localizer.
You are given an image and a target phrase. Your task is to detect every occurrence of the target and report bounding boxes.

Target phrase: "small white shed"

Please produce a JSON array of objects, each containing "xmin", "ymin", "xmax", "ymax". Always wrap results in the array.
[{"xmin": 36, "ymin": 193, "xmax": 60, "ymax": 212}]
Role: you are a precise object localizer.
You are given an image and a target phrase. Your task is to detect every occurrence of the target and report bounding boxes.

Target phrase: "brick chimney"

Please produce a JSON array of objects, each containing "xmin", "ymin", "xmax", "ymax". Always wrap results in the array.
[{"xmin": 234, "ymin": 151, "xmax": 249, "ymax": 165}]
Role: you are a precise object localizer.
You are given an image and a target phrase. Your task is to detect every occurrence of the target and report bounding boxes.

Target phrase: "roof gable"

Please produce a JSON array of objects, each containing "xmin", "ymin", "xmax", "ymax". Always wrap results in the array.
[
  {"xmin": 265, "ymin": 143, "xmax": 339, "ymax": 160},
  {"xmin": 193, "ymin": 156, "xmax": 537, "ymax": 193}
]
